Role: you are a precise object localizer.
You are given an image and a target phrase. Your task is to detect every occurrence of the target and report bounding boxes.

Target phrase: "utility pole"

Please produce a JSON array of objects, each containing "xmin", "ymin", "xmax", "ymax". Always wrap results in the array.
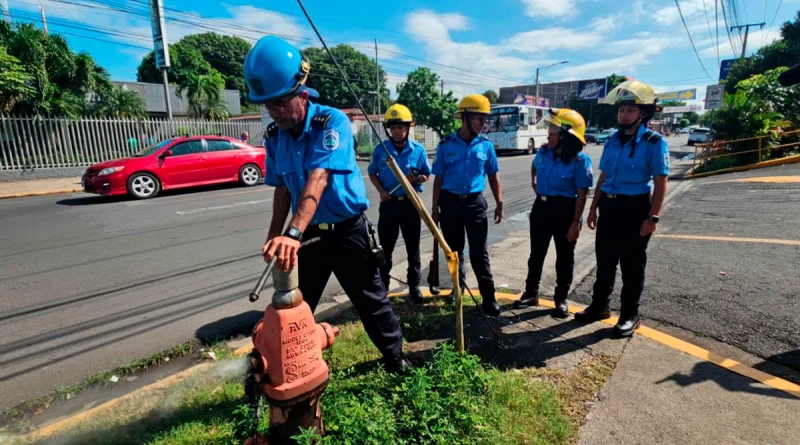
[
  {"xmin": 2, "ymin": 0, "xmax": 10, "ymax": 23},
  {"xmin": 730, "ymin": 22, "xmax": 765, "ymax": 58},
  {"xmin": 534, "ymin": 68, "xmax": 540, "ymax": 104},
  {"xmin": 440, "ymin": 79, "xmax": 444, "ymax": 96},
  {"xmin": 39, "ymin": 4, "xmax": 48, "ymax": 35},
  {"xmin": 374, "ymin": 39, "xmax": 380, "ymax": 119}
]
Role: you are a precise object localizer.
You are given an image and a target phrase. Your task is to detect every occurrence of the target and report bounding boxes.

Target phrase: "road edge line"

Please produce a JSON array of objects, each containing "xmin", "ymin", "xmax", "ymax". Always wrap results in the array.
[{"xmin": 0, "ymin": 188, "xmax": 83, "ymax": 200}]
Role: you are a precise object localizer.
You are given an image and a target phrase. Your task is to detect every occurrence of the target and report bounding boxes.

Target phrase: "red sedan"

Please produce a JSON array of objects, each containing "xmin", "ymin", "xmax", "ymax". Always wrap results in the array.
[{"xmin": 82, "ymin": 136, "xmax": 266, "ymax": 199}]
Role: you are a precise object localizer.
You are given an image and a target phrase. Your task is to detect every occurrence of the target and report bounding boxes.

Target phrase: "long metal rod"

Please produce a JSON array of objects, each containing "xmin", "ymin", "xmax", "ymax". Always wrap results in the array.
[{"xmin": 295, "ymin": 0, "xmax": 465, "ymax": 351}]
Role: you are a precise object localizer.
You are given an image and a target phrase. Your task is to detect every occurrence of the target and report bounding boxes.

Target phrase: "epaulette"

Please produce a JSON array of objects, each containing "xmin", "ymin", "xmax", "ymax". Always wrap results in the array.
[
  {"xmin": 266, "ymin": 122, "xmax": 278, "ymax": 139},
  {"xmin": 643, "ymin": 129, "xmax": 662, "ymax": 143},
  {"xmin": 310, "ymin": 113, "xmax": 332, "ymax": 129}
]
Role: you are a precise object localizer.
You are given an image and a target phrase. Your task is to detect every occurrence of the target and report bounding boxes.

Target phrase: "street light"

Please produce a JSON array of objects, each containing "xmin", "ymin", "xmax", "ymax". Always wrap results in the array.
[{"xmin": 534, "ymin": 61, "xmax": 568, "ymax": 105}]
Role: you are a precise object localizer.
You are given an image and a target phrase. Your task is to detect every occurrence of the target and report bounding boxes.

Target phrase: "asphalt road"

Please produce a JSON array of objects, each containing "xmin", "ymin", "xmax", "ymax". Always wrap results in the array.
[{"xmin": 0, "ymin": 136, "xmax": 683, "ymax": 410}]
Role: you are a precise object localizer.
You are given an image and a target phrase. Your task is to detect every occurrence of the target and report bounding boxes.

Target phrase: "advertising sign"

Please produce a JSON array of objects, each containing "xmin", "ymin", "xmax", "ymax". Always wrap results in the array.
[
  {"xmin": 577, "ymin": 78, "xmax": 608, "ymax": 100},
  {"xmin": 662, "ymin": 104, "xmax": 702, "ymax": 113},
  {"xmin": 149, "ymin": 0, "xmax": 170, "ymax": 68},
  {"xmin": 656, "ymin": 89, "xmax": 697, "ymax": 103},
  {"xmin": 513, "ymin": 93, "xmax": 549, "ymax": 107},
  {"xmin": 719, "ymin": 59, "xmax": 735, "ymax": 81}
]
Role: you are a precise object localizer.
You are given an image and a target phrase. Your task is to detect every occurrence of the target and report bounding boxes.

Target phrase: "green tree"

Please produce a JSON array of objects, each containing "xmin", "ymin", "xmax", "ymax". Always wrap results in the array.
[
  {"xmin": 396, "ymin": 68, "xmax": 459, "ymax": 137},
  {"xmin": 0, "ymin": 47, "xmax": 34, "ymax": 113},
  {"xmin": 137, "ymin": 42, "xmax": 217, "ymax": 89},
  {"xmin": 482, "ymin": 89, "xmax": 498, "ymax": 104},
  {"xmin": 684, "ymin": 111, "xmax": 700, "ymax": 125},
  {"xmin": 0, "ymin": 22, "xmax": 141, "ymax": 118},
  {"xmin": 724, "ymin": 11, "xmax": 800, "ymax": 93},
  {"xmin": 176, "ymin": 71, "xmax": 229, "ymax": 120},
  {"xmin": 302, "ymin": 45, "xmax": 390, "ymax": 111},
  {"xmin": 175, "ymin": 33, "xmax": 251, "ymax": 105},
  {"xmin": 90, "ymin": 86, "xmax": 147, "ymax": 118}
]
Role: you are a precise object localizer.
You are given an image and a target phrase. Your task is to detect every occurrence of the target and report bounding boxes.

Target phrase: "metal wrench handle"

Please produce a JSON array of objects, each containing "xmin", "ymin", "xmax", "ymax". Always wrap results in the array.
[{"xmin": 249, "ymin": 237, "xmax": 321, "ymax": 302}]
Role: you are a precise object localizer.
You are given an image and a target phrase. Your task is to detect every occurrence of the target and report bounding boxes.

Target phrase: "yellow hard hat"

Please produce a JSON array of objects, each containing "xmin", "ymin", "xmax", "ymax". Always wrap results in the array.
[
  {"xmin": 384, "ymin": 104, "xmax": 415, "ymax": 127},
  {"xmin": 545, "ymin": 108, "xmax": 587, "ymax": 145},
  {"xmin": 454, "ymin": 94, "xmax": 491, "ymax": 118},
  {"xmin": 604, "ymin": 80, "xmax": 658, "ymax": 106}
]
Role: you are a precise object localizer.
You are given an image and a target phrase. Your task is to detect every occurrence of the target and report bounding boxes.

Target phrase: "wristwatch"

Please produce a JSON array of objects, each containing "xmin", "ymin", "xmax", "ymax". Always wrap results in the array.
[
  {"xmin": 649, "ymin": 215, "xmax": 660, "ymax": 223},
  {"xmin": 284, "ymin": 226, "xmax": 303, "ymax": 241}
]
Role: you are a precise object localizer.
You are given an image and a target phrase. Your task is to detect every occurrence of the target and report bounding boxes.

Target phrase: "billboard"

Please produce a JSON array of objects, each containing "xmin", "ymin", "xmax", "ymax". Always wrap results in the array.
[
  {"xmin": 662, "ymin": 104, "xmax": 702, "ymax": 113},
  {"xmin": 656, "ymin": 89, "xmax": 697, "ymax": 103},
  {"xmin": 577, "ymin": 78, "xmax": 608, "ymax": 100},
  {"xmin": 149, "ymin": 0, "xmax": 170, "ymax": 68},
  {"xmin": 513, "ymin": 93, "xmax": 548, "ymax": 107}
]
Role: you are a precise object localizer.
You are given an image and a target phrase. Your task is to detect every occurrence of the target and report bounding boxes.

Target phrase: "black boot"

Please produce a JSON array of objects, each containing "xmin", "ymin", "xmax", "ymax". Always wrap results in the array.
[
  {"xmin": 481, "ymin": 298, "xmax": 501, "ymax": 317},
  {"xmin": 614, "ymin": 315, "xmax": 640, "ymax": 338},
  {"xmin": 408, "ymin": 286, "xmax": 424, "ymax": 304},
  {"xmin": 552, "ymin": 299, "xmax": 570, "ymax": 319},
  {"xmin": 382, "ymin": 352, "xmax": 413, "ymax": 374},
  {"xmin": 574, "ymin": 304, "xmax": 611, "ymax": 323},
  {"xmin": 512, "ymin": 292, "xmax": 539, "ymax": 309}
]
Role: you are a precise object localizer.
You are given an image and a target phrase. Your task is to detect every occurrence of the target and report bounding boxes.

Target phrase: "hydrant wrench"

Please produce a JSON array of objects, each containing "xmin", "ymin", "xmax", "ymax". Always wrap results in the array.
[{"xmin": 249, "ymin": 237, "xmax": 321, "ymax": 302}]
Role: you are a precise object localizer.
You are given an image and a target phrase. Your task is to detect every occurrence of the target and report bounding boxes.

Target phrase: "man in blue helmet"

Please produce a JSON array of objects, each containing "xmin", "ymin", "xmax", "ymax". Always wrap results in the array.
[{"xmin": 244, "ymin": 36, "xmax": 410, "ymax": 373}]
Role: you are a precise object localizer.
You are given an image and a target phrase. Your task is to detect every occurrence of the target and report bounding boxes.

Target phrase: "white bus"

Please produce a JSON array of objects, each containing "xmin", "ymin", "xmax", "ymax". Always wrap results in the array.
[{"xmin": 484, "ymin": 104, "xmax": 550, "ymax": 155}]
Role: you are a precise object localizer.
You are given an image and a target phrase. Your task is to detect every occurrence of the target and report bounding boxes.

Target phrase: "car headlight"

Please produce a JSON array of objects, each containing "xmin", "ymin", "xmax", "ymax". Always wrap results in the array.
[{"xmin": 98, "ymin": 166, "xmax": 125, "ymax": 176}]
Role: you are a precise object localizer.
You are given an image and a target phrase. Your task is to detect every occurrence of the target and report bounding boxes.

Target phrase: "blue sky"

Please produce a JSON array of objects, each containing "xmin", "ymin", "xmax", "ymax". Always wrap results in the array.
[{"xmin": 7, "ymin": 0, "xmax": 800, "ymax": 108}]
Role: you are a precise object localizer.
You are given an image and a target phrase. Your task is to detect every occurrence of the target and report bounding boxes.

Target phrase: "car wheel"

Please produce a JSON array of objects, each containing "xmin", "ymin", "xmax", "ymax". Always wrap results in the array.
[
  {"xmin": 527, "ymin": 138, "xmax": 535, "ymax": 155},
  {"xmin": 126, "ymin": 172, "xmax": 160, "ymax": 199},
  {"xmin": 239, "ymin": 164, "xmax": 262, "ymax": 187}
]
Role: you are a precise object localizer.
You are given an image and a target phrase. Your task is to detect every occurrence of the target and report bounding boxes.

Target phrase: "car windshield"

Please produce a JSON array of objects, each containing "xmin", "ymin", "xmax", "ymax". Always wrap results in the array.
[
  {"xmin": 486, "ymin": 107, "xmax": 520, "ymax": 133},
  {"xmin": 691, "ymin": 129, "xmax": 710, "ymax": 134},
  {"xmin": 134, "ymin": 139, "xmax": 173, "ymax": 157},
  {"xmin": 602, "ymin": 130, "xmax": 615, "ymax": 135}
]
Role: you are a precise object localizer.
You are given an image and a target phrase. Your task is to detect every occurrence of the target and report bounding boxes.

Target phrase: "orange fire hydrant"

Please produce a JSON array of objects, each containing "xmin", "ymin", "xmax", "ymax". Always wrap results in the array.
[{"xmin": 245, "ymin": 261, "xmax": 339, "ymax": 444}]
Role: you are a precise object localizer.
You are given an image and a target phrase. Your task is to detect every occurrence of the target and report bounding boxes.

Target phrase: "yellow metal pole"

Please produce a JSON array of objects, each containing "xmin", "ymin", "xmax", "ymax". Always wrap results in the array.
[
  {"xmin": 692, "ymin": 144, "xmax": 697, "ymax": 174},
  {"xmin": 384, "ymin": 157, "xmax": 464, "ymax": 352},
  {"xmin": 758, "ymin": 137, "xmax": 762, "ymax": 163}
]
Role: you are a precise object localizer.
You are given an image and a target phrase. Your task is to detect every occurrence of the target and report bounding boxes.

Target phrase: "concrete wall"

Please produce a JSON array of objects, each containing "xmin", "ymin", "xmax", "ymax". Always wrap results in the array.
[
  {"xmin": 111, "ymin": 81, "xmax": 242, "ymax": 117},
  {"xmin": 0, "ymin": 167, "xmax": 85, "ymax": 182}
]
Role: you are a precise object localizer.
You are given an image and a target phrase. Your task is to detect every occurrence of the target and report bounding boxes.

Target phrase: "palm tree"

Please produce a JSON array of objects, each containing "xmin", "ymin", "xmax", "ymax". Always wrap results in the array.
[
  {"xmin": 91, "ymin": 87, "xmax": 147, "ymax": 118},
  {"xmin": 176, "ymin": 72, "xmax": 229, "ymax": 120}
]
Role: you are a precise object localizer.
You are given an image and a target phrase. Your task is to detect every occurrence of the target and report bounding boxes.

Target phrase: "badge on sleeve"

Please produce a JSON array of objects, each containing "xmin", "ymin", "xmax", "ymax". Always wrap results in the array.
[{"xmin": 323, "ymin": 129, "xmax": 339, "ymax": 150}]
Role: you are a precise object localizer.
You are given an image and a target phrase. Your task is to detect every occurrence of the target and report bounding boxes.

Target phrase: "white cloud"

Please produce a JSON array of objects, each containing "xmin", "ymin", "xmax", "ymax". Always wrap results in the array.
[
  {"xmin": 520, "ymin": 0, "xmax": 578, "ymax": 19},
  {"xmin": 554, "ymin": 53, "xmax": 651, "ymax": 79},
  {"xmin": 603, "ymin": 36, "xmax": 680, "ymax": 55},
  {"xmin": 589, "ymin": 2, "xmax": 645, "ymax": 32},
  {"xmin": 504, "ymin": 27, "xmax": 606, "ymax": 53},
  {"xmin": 697, "ymin": 27, "xmax": 782, "ymax": 59},
  {"xmin": 349, "ymin": 42, "xmax": 403, "ymax": 60},
  {"xmin": 654, "ymin": 0, "xmax": 712, "ymax": 26}
]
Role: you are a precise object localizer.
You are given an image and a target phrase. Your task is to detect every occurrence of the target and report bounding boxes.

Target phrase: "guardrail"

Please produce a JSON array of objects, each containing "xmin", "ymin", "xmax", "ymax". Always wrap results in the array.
[
  {"xmin": 0, "ymin": 114, "xmax": 265, "ymax": 170},
  {"xmin": 691, "ymin": 129, "xmax": 800, "ymax": 175}
]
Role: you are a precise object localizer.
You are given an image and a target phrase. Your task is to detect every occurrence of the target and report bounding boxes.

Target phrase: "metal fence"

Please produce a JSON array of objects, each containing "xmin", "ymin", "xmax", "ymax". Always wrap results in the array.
[
  {"xmin": 352, "ymin": 120, "xmax": 441, "ymax": 155},
  {"xmin": 0, "ymin": 114, "xmax": 265, "ymax": 170},
  {"xmin": 691, "ymin": 129, "xmax": 800, "ymax": 175}
]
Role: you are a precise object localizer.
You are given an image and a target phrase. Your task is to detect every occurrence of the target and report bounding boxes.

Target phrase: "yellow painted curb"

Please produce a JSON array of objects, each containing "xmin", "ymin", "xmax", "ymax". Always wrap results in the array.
[
  {"xmin": 0, "ymin": 188, "xmax": 83, "ymax": 200},
  {"xmin": 684, "ymin": 154, "xmax": 800, "ymax": 179},
  {"xmin": 655, "ymin": 234, "xmax": 800, "ymax": 246}
]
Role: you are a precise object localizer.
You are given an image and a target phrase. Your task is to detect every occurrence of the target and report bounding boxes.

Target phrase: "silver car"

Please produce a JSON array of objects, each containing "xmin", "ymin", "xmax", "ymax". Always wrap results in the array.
[{"xmin": 688, "ymin": 127, "xmax": 711, "ymax": 145}]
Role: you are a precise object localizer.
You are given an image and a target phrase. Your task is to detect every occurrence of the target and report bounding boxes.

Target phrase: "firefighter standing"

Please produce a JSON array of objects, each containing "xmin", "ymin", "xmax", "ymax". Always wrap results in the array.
[
  {"xmin": 431, "ymin": 94, "xmax": 504, "ymax": 316},
  {"xmin": 368, "ymin": 104, "xmax": 431, "ymax": 303},
  {"xmin": 574, "ymin": 80, "xmax": 669, "ymax": 337},
  {"xmin": 244, "ymin": 35, "xmax": 410, "ymax": 372},
  {"xmin": 513, "ymin": 108, "xmax": 593, "ymax": 318}
]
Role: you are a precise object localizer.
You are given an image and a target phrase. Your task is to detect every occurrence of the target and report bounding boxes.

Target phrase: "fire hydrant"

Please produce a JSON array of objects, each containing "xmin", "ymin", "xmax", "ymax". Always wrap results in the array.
[{"xmin": 245, "ymin": 262, "xmax": 339, "ymax": 444}]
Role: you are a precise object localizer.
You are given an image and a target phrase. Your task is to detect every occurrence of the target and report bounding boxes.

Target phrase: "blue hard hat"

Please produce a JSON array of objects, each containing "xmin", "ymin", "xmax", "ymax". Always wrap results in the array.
[{"xmin": 244, "ymin": 36, "xmax": 311, "ymax": 103}]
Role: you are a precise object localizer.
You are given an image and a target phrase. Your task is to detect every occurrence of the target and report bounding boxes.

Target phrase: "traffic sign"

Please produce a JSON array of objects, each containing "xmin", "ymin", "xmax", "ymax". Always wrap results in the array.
[
  {"xmin": 656, "ymin": 89, "xmax": 697, "ymax": 103},
  {"xmin": 719, "ymin": 59, "xmax": 736, "ymax": 81},
  {"xmin": 705, "ymin": 85, "xmax": 724, "ymax": 110}
]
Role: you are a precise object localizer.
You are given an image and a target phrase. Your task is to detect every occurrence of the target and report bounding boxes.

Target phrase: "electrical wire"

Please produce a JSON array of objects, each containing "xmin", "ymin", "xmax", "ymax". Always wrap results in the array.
[
  {"xmin": 674, "ymin": 0, "xmax": 715, "ymax": 81},
  {"xmin": 720, "ymin": 0, "xmax": 740, "ymax": 57},
  {"xmin": 701, "ymin": 0, "xmax": 719, "ymax": 66},
  {"xmin": 768, "ymin": 0, "xmax": 784, "ymax": 35}
]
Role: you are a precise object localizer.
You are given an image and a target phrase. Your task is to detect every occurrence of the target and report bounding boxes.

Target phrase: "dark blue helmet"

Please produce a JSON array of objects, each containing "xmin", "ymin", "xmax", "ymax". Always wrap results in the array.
[{"xmin": 244, "ymin": 36, "xmax": 317, "ymax": 103}]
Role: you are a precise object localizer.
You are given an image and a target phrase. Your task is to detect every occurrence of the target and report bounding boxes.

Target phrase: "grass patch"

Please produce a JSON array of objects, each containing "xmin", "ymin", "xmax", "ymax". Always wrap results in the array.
[{"xmin": 6, "ymin": 299, "xmax": 615, "ymax": 445}]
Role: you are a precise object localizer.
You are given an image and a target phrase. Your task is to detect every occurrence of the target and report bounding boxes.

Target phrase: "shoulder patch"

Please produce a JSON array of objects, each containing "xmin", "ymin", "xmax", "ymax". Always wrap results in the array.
[
  {"xmin": 643, "ymin": 130, "xmax": 662, "ymax": 143},
  {"xmin": 322, "ymin": 128, "xmax": 339, "ymax": 150},
  {"xmin": 266, "ymin": 122, "xmax": 278, "ymax": 139},
  {"xmin": 310, "ymin": 113, "xmax": 332, "ymax": 129}
]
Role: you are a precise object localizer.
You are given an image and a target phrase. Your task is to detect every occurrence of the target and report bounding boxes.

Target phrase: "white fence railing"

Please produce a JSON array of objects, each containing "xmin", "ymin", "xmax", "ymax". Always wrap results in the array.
[
  {"xmin": 352, "ymin": 120, "xmax": 441, "ymax": 155},
  {"xmin": 0, "ymin": 114, "xmax": 265, "ymax": 170}
]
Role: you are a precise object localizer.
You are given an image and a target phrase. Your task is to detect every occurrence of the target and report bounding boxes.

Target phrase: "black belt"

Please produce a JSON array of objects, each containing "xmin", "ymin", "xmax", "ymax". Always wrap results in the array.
[
  {"xmin": 604, "ymin": 193, "xmax": 650, "ymax": 200},
  {"xmin": 391, "ymin": 195, "xmax": 409, "ymax": 201},
  {"xmin": 308, "ymin": 214, "xmax": 362, "ymax": 232},
  {"xmin": 442, "ymin": 190, "xmax": 481, "ymax": 200},
  {"xmin": 537, "ymin": 195, "xmax": 576, "ymax": 202}
]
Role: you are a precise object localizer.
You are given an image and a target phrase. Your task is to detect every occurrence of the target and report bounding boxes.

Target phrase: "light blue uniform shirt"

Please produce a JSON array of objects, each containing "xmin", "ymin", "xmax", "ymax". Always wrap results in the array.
[
  {"xmin": 533, "ymin": 148, "xmax": 594, "ymax": 198},
  {"xmin": 599, "ymin": 125, "xmax": 670, "ymax": 195},
  {"xmin": 431, "ymin": 134, "xmax": 500, "ymax": 194},
  {"xmin": 368, "ymin": 139, "xmax": 431, "ymax": 195},
  {"xmin": 264, "ymin": 103, "xmax": 369, "ymax": 224}
]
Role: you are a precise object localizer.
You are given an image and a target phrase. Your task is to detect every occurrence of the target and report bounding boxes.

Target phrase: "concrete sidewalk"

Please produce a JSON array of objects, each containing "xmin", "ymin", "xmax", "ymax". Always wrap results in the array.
[{"xmin": 0, "ymin": 177, "xmax": 83, "ymax": 199}]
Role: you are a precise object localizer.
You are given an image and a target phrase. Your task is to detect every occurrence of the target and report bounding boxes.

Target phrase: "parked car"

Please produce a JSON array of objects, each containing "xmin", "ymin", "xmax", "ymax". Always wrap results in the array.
[
  {"xmin": 81, "ymin": 136, "xmax": 266, "ymax": 199},
  {"xmin": 596, "ymin": 129, "xmax": 616, "ymax": 145},
  {"xmin": 584, "ymin": 127, "xmax": 599, "ymax": 143},
  {"xmin": 687, "ymin": 127, "xmax": 711, "ymax": 146}
]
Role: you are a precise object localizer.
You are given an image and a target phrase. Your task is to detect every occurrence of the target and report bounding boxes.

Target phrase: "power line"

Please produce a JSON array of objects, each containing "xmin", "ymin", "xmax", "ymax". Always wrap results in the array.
[
  {"xmin": 768, "ymin": 0, "xmax": 784, "ymax": 33},
  {"xmin": 701, "ymin": 0, "xmax": 719, "ymax": 66},
  {"xmin": 720, "ymin": 0, "xmax": 739, "ymax": 56},
  {"xmin": 674, "ymin": 0, "xmax": 715, "ymax": 81}
]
